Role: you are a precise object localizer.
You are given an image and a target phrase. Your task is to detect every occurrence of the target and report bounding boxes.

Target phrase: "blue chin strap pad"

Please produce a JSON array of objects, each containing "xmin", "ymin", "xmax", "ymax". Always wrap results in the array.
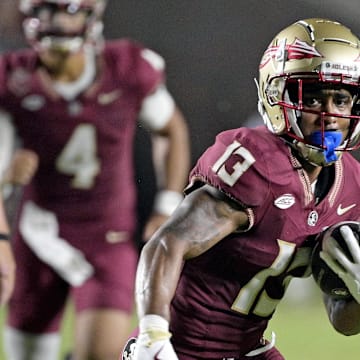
[{"xmin": 310, "ymin": 131, "xmax": 342, "ymax": 163}]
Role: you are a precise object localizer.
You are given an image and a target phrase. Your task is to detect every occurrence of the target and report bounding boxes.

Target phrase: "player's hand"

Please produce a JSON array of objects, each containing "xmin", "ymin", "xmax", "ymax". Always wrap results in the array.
[
  {"xmin": 131, "ymin": 315, "xmax": 179, "ymax": 360},
  {"xmin": 4, "ymin": 149, "xmax": 39, "ymax": 185},
  {"xmin": 320, "ymin": 225, "xmax": 360, "ymax": 303},
  {"xmin": 0, "ymin": 240, "xmax": 15, "ymax": 306},
  {"xmin": 133, "ymin": 336, "xmax": 178, "ymax": 360}
]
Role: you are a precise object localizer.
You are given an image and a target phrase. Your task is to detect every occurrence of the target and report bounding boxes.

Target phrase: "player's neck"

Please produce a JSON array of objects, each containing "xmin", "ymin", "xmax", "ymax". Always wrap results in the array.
[
  {"xmin": 39, "ymin": 48, "xmax": 87, "ymax": 83},
  {"xmin": 301, "ymin": 161, "xmax": 323, "ymax": 184}
]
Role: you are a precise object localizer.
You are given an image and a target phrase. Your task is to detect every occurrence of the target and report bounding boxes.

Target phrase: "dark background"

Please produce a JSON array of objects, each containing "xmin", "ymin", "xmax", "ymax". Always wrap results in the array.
[
  {"xmin": 103, "ymin": 0, "xmax": 360, "ymax": 159},
  {"xmin": 2, "ymin": 0, "xmax": 360, "ymax": 238},
  {"xmin": 101, "ymin": 1, "xmax": 360, "ymax": 233}
]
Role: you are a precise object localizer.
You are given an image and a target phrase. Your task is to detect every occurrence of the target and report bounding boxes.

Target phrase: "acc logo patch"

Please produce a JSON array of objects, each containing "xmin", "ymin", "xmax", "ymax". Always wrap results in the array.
[{"xmin": 274, "ymin": 194, "xmax": 296, "ymax": 209}]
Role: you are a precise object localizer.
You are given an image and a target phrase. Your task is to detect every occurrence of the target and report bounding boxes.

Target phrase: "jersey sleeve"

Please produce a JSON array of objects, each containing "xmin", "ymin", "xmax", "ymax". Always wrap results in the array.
[
  {"xmin": 138, "ymin": 85, "xmax": 175, "ymax": 131},
  {"xmin": 110, "ymin": 39, "xmax": 165, "ymax": 99},
  {"xmin": 187, "ymin": 128, "xmax": 271, "ymax": 208}
]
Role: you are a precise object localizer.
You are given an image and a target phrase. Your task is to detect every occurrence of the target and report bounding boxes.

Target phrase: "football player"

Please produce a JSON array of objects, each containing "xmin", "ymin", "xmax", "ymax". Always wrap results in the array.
[
  {"xmin": 0, "ymin": 0, "xmax": 190, "ymax": 359},
  {"xmin": 129, "ymin": 18, "xmax": 360, "ymax": 360}
]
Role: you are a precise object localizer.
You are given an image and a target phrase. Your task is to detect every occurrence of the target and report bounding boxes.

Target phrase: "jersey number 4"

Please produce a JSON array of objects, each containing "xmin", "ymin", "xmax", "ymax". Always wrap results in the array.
[{"xmin": 56, "ymin": 124, "xmax": 100, "ymax": 189}]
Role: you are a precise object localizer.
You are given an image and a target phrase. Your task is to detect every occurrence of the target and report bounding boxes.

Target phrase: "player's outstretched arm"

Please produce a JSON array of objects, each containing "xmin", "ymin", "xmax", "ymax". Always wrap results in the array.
[{"xmin": 133, "ymin": 185, "xmax": 248, "ymax": 359}]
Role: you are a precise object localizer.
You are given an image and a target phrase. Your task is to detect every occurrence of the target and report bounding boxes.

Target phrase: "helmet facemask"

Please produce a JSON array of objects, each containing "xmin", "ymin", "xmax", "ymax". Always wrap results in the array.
[{"xmin": 279, "ymin": 76, "xmax": 360, "ymax": 165}]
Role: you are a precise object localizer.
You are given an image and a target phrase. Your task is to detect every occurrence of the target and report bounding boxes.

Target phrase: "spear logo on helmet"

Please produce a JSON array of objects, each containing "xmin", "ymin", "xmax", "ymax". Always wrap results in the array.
[{"xmin": 260, "ymin": 38, "xmax": 323, "ymax": 69}]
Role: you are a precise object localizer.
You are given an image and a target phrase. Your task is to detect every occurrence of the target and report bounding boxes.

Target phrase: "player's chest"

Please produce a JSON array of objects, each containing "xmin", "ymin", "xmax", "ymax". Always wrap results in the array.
[
  {"xmin": 268, "ymin": 161, "xmax": 358, "ymax": 239},
  {"xmin": 231, "ymin": 168, "xmax": 358, "ymax": 267},
  {"xmin": 4, "ymin": 66, "xmax": 142, "ymax": 129}
]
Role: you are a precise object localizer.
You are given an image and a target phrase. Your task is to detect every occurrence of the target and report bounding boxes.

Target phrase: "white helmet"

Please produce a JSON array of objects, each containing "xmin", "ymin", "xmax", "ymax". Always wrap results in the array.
[
  {"xmin": 19, "ymin": 0, "xmax": 107, "ymax": 52},
  {"xmin": 257, "ymin": 18, "xmax": 360, "ymax": 166}
]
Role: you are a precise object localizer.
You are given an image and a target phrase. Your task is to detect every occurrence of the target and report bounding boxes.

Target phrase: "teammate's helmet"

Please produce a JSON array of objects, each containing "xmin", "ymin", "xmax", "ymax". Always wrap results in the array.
[
  {"xmin": 19, "ymin": 0, "xmax": 107, "ymax": 52},
  {"xmin": 258, "ymin": 18, "xmax": 360, "ymax": 166}
]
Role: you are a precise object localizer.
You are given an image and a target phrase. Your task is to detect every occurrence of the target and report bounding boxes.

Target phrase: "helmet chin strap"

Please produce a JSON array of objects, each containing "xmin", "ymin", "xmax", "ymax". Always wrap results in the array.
[{"xmin": 310, "ymin": 131, "xmax": 342, "ymax": 163}]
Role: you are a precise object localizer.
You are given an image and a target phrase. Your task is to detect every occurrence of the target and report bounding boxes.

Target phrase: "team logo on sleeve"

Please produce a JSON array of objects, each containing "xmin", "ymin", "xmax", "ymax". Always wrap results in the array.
[{"xmin": 274, "ymin": 194, "xmax": 296, "ymax": 209}]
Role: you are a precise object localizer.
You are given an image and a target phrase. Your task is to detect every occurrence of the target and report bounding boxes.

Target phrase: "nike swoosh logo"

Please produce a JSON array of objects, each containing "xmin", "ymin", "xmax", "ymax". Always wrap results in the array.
[
  {"xmin": 98, "ymin": 90, "xmax": 121, "ymax": 105},
  {"xmin": 337, "ymin": 203, "xmax": 356, "ymax": 216}
]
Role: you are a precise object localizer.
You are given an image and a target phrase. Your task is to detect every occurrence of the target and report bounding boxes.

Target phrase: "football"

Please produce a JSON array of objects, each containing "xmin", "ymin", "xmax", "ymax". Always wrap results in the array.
[{"xmin": 311, "ymin": 221, "xmax": 360, "ymax": 299}]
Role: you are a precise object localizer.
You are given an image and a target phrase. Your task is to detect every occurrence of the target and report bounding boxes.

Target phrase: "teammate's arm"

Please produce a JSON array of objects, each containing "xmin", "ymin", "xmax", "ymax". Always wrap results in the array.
[
  {"xmin": 139, "ymin": 86, "xmax": 191, "ymax": 240},
  {"xmin": 151, "ymin": 105, "xmax": 190, "ymax": 200}
]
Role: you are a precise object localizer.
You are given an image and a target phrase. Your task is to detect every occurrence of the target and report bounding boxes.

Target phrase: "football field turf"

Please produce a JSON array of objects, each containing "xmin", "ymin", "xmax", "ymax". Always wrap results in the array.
[
  {"xmin": 266, "ymin": 294, "xmax": 360, "ymax": 359},
  {"xmin": 0, "ymin": 285, "xmax": 358, "ymax": 359}
]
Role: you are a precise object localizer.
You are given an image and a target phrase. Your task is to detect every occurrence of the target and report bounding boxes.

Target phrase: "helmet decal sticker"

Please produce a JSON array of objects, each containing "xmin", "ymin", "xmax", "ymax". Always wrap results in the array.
[{"xmin": 260, "ymin": 38, "xmax": 323, "ymax": 69}]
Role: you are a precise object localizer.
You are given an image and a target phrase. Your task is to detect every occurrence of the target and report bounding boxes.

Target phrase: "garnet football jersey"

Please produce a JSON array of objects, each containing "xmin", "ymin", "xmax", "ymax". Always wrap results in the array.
[{"xmin": 170, "ymin": 126, "xmax": 360, "ymax": 358}]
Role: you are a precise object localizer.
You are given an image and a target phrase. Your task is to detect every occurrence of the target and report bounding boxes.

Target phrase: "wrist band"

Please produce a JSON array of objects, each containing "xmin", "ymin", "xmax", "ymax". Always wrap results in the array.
[
  {"xmin": 0, "ymin": 233, "xmax": 10, "ymax": 241},
  {"xmin": 153, "ymin": 190, "xmax": 183, "ymax": 216},
  {"xmin": 140, "ymin": 314, "xmax": 169, "ymax": 332},
  {"xmin": 139, "ymin": 314, "xmax": 171, "ymax": 346}
]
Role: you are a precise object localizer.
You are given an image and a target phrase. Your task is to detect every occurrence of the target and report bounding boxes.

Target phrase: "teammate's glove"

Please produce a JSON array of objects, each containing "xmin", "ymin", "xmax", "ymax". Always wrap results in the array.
[
  {"xmin": 320, "ymin": 225, "xmax": 360, "ymax": 303},
  {"xmin": 131, "ymin": 315, "xmax": 179, "ymax": 360}
]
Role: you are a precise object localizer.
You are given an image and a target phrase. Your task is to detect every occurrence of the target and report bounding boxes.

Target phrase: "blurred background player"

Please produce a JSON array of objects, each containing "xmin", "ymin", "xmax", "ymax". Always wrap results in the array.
[
  {"xmin": 0, "ymin": 0, "xmax": 191, "ymax": 359},
  {"xmin": 129, "ymin": 18, "xmax": 360, "ymax": 360}
]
